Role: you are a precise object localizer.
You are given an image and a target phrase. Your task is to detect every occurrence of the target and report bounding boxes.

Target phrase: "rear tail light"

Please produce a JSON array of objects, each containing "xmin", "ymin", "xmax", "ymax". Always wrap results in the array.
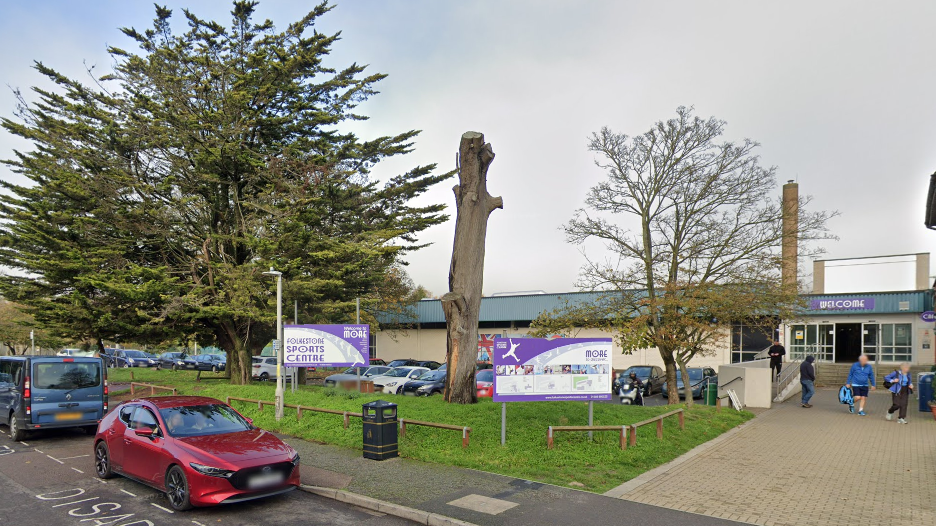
[
  {"xmin": 63, "ymin": 358, "xmax": 74, "ymax": 362},
  {"xmin": 103, "ymin": 367, "xmax": 108, "ymax": 412},
  {"xmin": 24, "ymin": 376, "xmax": 31, "ymax": 416}
]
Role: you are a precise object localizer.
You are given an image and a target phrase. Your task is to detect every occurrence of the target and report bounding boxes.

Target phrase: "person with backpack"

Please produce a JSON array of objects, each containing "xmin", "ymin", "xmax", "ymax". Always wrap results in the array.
[
  {"xmin": 846, "ymin": 355, "xmax": 876, "ymax": 415},
  {"xmin": 768, "ymin": 341, "xmax": 786, "ymax": 381},
  {"xmin": 800, "ymin": 356, "xmax": 816, "ymax": 407},
  {"xmin": 884, "ymin": 363, "xmax": 913, "ymax": 424}
]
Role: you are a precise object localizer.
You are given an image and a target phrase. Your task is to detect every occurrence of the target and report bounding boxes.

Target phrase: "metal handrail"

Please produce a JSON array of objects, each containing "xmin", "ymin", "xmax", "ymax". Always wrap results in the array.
[
  {"xmin": 751, "ymin": 346, "xmax": 774, "ymax": 360},
  {"xmin": 720, "ymin": 376, "xmax": 743, "ymax": 388},
  {"xmin": 775, "ymin": 360, "xmax": 802, "ymax": 400}
]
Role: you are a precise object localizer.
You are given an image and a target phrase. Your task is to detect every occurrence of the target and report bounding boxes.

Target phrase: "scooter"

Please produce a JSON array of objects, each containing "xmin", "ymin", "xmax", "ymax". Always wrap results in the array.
[{"xmin": 618, "ymin": 380, "xmax": 642, "ymax": 405}]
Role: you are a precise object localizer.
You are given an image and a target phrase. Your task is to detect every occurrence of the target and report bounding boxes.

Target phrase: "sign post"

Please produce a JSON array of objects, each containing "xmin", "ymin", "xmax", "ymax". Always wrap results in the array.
[{"xmin": 493, "ymin": 338, "xmax": 612, "ymax": 445}]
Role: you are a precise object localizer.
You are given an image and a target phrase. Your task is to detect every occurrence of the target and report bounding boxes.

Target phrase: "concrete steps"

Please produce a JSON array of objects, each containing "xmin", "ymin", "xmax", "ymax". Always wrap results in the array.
[{"xmin": 814, "ymin": 363, "xmax": 931, "ymax": 388}]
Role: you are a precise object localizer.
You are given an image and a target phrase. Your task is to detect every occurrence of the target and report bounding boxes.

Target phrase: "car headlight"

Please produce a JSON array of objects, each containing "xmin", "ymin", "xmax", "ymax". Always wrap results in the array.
[
  {"xmin": 417, "ymin": 385, "xmax": 431, "ymax": 392},
  {"xmin": 128, "ymin": 359, "xmax": 134, "ymax": 364},
  {"xmin": 189, "ymin": 463, "xmax": 234, "ymax": 478},
  {"xmin": 290, "ymin": 452, "xmax": 300, "ymax": 466}
]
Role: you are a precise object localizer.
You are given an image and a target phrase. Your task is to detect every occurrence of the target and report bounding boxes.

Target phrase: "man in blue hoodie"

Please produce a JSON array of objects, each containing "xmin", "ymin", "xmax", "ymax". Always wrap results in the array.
[
  {"xmin": 846, "ymin": 355, "xmax": 876, "ymax": 415},
  {"xmin": 800, "ymin": 356, "xmax": 816, "ymax": 408}
]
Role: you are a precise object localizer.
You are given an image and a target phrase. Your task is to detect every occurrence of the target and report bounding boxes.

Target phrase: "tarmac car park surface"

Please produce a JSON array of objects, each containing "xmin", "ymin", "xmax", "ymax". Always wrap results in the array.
[{"xmin": 0, "ymin": 426, "xmax": 415, "ymax": 526}]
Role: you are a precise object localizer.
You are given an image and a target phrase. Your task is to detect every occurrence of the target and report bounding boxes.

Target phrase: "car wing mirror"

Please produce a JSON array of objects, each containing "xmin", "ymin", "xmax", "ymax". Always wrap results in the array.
[{"xmin": 134, "ymin": 427, "xmax": 156, "ymax": 438}]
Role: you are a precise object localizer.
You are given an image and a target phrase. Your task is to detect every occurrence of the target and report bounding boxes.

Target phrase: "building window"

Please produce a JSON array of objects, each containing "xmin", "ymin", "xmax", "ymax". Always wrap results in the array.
[
  {"xmin": 879, "ymin": 323, "xmax": 912, "ymax": 362},
  {"xmin": 369, "ymin": 333, "xmax": 377, "ymax": 359},
  {"xmin": 731, "ymin": 322, "xmax": 774, "ymax": 363},
  {"xmin": 789, "ymin": 324, "xmax": 834, "ymax": 362}
]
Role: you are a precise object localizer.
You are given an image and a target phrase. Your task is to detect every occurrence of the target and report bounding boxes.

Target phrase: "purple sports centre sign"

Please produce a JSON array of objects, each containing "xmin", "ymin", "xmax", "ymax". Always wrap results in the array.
[
  {"xmin": 809, "ymin": 297, "xmax": 875, "ymax": 311},
  {"xmin": 492, "ymin": 338, "xmax": 612, "ymax": 402},
  {"xmin": 283, "ymin": 324, "xmax": 369, "ymax": 368}
]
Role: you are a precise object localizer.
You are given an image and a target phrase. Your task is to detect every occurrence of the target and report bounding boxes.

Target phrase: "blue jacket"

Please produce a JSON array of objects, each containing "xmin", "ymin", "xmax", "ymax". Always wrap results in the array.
[
  {"xmin": 847, "ymin": 363, "xmax": 876, "ymax": 387},
  {"xmin": 884, "ymin": 370, "xmax": 911, "ymax": 394}
]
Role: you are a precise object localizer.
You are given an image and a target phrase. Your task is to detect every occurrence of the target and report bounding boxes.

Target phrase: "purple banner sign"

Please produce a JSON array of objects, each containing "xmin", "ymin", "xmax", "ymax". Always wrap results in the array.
[
  {"xmin": 492, "ymin": 338, "xmax": 612, "ymax": 402},
  {"xmin": 283, "ymin": 324, "xmax": 370, "ymax": 367},
  {"xmin": 808, "ymin": 297, "xmax": 875, "ymax": 311}
]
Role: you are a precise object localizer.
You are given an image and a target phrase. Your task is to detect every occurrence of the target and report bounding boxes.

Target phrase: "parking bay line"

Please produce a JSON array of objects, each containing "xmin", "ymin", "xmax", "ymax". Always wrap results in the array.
[
  {"xmin": 191, "ymin": 521, "xmax": 206, "ymax": 526},
  {"xmin": 57, "ymin": 454, "xmax": 90, "ymax": 461},
  {"xmin": 120, "ymin": 489, "xmax": 137, "ymax": 497},
  {"xmin": 150, "ymin": 503, "xmax": 174, "ymax": 514},
  {"xmin": 46, "ymin": 455, "xmax": 65, "ymax": 464},
  {"xmin": 71, "ymin": 467, "xmax": 84, "ymax": 474},
  {"xmin": 18, "ymin": 441, "xmax": 29, "ymax": 446}
]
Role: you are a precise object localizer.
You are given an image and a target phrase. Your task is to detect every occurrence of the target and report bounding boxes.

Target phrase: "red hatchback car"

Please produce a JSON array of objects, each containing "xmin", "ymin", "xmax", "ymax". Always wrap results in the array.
[{"xmin": 93, "ymin": 396, "xmax": 300, "ymax": 510}]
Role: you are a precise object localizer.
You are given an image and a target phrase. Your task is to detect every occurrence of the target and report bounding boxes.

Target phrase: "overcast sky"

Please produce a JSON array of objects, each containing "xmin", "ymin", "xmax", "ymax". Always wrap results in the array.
[{"xmin": 1, "ymin": 0, "xmax": 934, "ymax": 296}]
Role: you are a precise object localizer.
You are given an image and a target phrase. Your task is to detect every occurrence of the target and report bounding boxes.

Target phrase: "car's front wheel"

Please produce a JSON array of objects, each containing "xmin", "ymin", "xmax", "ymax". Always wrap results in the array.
[
  {"xmin": 171, "ymin": 364, "xmax": 178, "ymax": 371},
  {"xmin": 165, "ymin": 465, "xmax": 193, "ymax": 511},
  {"xmin": 8, "ymin": 414, "xmax": 25, "ymax": 442},
  {"xmin": 94, "ymin": 442, "xmax": 114, "ymax": 479},
  {"xmin": 211, "ymin": 365, "xmax": 218, "ymax": 373},
  {"xmin": 259, "ymin": 373, "xmax": 270, "ymax": 382}
]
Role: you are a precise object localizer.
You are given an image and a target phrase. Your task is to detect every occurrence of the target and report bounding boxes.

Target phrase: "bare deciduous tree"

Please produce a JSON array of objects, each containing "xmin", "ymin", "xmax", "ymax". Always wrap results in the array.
[{"xmin": 534, "ymin": 107, "xmax": 835, "ymax": 404}]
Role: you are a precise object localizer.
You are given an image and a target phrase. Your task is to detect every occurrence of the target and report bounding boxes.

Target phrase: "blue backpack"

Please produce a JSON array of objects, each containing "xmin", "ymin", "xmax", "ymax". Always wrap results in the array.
[{"xmin": 839, "ymin": 385, "xmax": 854, "ymax": 405}]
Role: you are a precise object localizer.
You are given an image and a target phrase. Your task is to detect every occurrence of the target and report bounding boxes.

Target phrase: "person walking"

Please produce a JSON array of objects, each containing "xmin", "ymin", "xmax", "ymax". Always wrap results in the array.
[
  {"xmin": 800, "ymin": 355, "xmax": 816, "ymax": 407},
  {"xmin": 846, "ymin": 354, "xmax": 876, "ymax": 415},
  {"xmin": 884, "ymin": 363, "xmax": 913, "ymax": 424},
  {"xmin": 768, "ymin": 341, "xmax": 786, "ymax": 381}
]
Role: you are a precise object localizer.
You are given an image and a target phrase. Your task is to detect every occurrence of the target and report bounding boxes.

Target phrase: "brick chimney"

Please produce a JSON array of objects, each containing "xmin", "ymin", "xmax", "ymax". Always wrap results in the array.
[{"xmin": 782, "ymin": 181, "xmax": 799, "ymax": 291}]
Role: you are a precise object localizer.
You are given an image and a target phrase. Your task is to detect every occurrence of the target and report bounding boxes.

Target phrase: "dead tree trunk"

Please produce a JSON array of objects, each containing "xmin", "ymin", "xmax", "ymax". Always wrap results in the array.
[{"xmin": 443, "ymin": 131, "xmax": 503, "ymax": 404}]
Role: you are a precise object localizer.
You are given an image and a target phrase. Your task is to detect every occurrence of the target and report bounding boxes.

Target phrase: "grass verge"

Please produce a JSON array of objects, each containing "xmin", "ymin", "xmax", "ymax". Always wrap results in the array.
[{"xmin": 107, "ymin": 368, "xmax": 753, "ymax": 493}]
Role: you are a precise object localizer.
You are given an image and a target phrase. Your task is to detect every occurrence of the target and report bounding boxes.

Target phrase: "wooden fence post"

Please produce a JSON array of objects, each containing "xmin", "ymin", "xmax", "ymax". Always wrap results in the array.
[
  {"xmin": 462, "ymin": 427, "xmax": 469, "ymax": 449},
  {"xmin": 400, "ymin": 419, "xmax": 407, "ymax": 437},
  {"xmin": 678, "ymin": 410, "xmax": 685, "ymax": 430},
  {"xmin": 150, "ymin": 386, "xmax": 155, "ymax": 396},
  {"xmin": 547, "ymin": 426, "xmax": 553, "ymax": 449},
  {"xmin": 130, "ymin": 371, "xmax": 134, "ymax": 381},
  {"xmin": 620, "ymin": 426, "xmax": 627, "ymax": 450},
  {"xmin": 343, "ymin": 412, "xmax": 349, "ymax": 429},
  {"xmin": 130, "ymin": 383, "xmax": 135, "ymax": 396},
  {"xmin": 258, "ymin": 400, "xmax": 263, "ymax": 411},
  {"xmin": 629, "ymin": 425, "xmax": 637, "ymax": 447},
  {"xmin": 656, "ymin": 418, "xmax": 663, "ymax": 439},
  {"xmin": 297, "ymin": 407, "xmax": 303, "ymax": 420},
  {"xmin": 226, "ymin": 397, "xmax": 231, "ymax": 405}
]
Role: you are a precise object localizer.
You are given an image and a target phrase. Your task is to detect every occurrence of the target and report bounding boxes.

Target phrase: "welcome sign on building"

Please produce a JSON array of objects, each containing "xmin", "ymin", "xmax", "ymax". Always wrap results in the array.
[
  {"xmin": 492, "ymin": 338, "xmax": 612, "ymax": 402},
  {"xmin": 283, "ymin": 324, "xmax": 370, "ymax": 367},
  {"xmin": 808, "ymin": 297, "xmax": 876, "ymax": 311}
]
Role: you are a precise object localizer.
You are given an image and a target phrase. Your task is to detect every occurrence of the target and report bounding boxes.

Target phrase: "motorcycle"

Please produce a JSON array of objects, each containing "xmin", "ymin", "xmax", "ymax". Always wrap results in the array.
[{"xmin": 618, "ymin": 379, "xmax": 643, "ymax": 405}]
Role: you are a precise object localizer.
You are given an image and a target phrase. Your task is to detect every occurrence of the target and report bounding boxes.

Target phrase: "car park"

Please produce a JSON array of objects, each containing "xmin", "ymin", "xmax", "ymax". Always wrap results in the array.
[
  {"xmin": 369, "ymin": 358, "xmax": 387, "ymax": 366},
  {"xmin": 94, "ymin": 395, "xmax": 300, "ymax": 510},
  {"xmin": 476, "ymin": 368, "xmax": 494, "ymax": 397},
  {"xmin": 158, "ymin": 352, "xmax": 190, "ymax": 370},
  {"xmin": 0, "ymin": 355, "xmax": 108, "ymax": 441},
  {"xmin": 323, "ymin": 366, "xmax": 391, "ymax": 387},
  {"xmin": 661, "ymin": 367, "xmax": 718, "ymax": 399},
  {"xmin": 101, "ymin": 347, "xmax": 119, "ymax": 366},
  {"xmin": 191, "ymin": 354, "xmax": 227, "ymax": 372},
  {"xmin": 113, "ymin": 349, "xmax": 159, "ymax": 368},
  {"xmin": 370, "ymin": 366, "xmax": 429, "ymax": 394},
  {"xmin": 613, "ymin": 365, "xmax": 664, "ymax": 395},
  {"xmin": 385, "ymin": 359, "xmax": 442, "ymax": 370},
  {"xmin": 401, "ymin": 369, "xmax": 446, "ymax": 396}
]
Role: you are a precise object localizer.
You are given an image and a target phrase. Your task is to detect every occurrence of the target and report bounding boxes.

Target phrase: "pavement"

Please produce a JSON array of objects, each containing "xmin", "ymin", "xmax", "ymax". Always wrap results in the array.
[
  {"xmin": 609, "ymin": 388, "xmax": 936, "ymax": 526},
  {"xmin": 0, "ymin": 427, "xmax": 415, "ymax": 526},
  {"xmin": 288, "ymin": 433, "xmax": 747, "ymax": 526}
]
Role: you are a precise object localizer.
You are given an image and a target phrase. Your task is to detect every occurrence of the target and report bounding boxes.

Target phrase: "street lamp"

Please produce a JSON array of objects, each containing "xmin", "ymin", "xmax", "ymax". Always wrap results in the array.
[{"xmin": 262, "ymin": 267, "xmax": 284, "ymax": 421}]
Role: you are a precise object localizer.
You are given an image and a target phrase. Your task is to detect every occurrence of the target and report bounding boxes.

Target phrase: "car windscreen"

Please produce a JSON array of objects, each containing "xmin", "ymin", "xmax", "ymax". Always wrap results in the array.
[
  {"xmin": 364, "ymin": 367, "xmax": 388, "ymax": 376},
  {"xmin": 625, "ymin": 367, "xmax": 653, "ymax": 377},
  {"xmin": 675, "ymin": 370, "xmax": 704, "ymax": 381},
  {"xmin": 476, "ymin": 369, "xmax": 494, "ymax": 382},
  {"xmin": 384, "ymin": 367, "xmax": 412, "ymax": 378},
  {"xmin": 342, "ymin": 366, "xmax": 367, "ymax": 375},
  {"xmin": 124, "ymin": 351, "xmax": 147, "ymax": 358},
  {"xmin": 33, "ymin": 362, "xmax": 101, "ymax": 390},
  {"xmin": 418, "ymin": 371, "xmax": 445, "ymax": 381},
  {"xmin": 160, "ymin": 404, "xmax": 252, "ymax": 437},
  {"xmin": 387, "ymin": 360, "xmax": 410, "ymax": 367}
]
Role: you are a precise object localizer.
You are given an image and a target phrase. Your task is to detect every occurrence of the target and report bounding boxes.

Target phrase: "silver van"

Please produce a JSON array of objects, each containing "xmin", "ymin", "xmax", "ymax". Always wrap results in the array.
[{"xmin": 0, "ymin": 356, "xmax": 108, "ymax": 441}]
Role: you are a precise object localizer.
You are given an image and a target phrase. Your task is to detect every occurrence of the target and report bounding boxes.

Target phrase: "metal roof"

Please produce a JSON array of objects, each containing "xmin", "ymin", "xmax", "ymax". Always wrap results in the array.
[
  {"xmin": 378, "ymin": 291, "xmax": 611, "ymax": 325},
  {"xmin": 378, "ymin": 289, "xmax": 934, "ymax": 325},
  {"xmin": 803, "ymin": 291, "xmax": 933, "ymax": 315}
]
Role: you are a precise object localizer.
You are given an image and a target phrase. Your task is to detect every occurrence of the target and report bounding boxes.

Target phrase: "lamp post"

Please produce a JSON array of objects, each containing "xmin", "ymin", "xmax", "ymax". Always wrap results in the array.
[{"xmin": 263, "ymin": 268, "xmax": 284, "ymax": 421}]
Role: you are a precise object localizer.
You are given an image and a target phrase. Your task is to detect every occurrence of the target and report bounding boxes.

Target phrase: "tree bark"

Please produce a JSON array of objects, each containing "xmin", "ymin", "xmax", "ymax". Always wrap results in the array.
[
  {"xmin": 443, "ymin": 132, "xmax": 503, "ymax": 404},
  {"xmin": 218, "ymin": 322, "xmax": 251, "ymax": 385}
]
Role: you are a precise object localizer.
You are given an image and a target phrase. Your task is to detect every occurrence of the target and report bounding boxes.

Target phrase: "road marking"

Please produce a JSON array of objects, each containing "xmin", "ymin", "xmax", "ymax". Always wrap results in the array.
[
  {"xmin": 191, "ymin": 521, "xmax": 206, "ymax": 526},
  {"xmin": 18, "ymin": 441, "xmax": 29, "ymax": 446},
  {"xmin": 34, "ymin": 449, "xmax": 44, "ymax": 454},
  {"xmin": 58, "ymin": 454, "xmax": 90, "ymax": 461},
  {"xmin": 120, "ymin": 489, "xmax": 137, "ymax": 497},
  {"xmin": 150, "ymin": 503, "xmax": 174, "ymax": 514},
  {"xmin": 52, "ymin": 496, "xmax": 98, "ymax": 507},
  {"xmin": 93, "ymin": 479, "xmax": 107, "ymax": 484},
  {"xmin": 46, "ymin": 455, "xmax": 65, "ymax": 464},
  {"xmin": 70, "ymin": 467, "xmax": 84, "ymax": 474}
]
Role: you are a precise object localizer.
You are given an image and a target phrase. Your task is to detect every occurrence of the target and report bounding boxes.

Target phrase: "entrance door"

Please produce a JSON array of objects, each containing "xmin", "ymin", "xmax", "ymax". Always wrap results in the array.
[
  {"xmin": 862, "ymin": 324, "xmax": 879, "ymax": 362},
  {"xmin": 835, "ymin": 324, "xmax": 863, "ymax": 363}
]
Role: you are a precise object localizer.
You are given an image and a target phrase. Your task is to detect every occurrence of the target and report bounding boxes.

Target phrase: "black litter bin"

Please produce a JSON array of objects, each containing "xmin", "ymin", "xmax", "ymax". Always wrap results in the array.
[
  {"xmin": 917, "ymin": 373, "xmax": 934, "ymax": 413},
  {"xmin": 362, "ymin": 400, "xmax": 398, "ymax": 460}
]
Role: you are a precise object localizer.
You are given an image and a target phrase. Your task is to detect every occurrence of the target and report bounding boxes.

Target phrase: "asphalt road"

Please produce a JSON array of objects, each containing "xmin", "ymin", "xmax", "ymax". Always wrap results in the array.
[{"xmin": 0, "ymin": 426, "xmax": 414, "ymax": 526}]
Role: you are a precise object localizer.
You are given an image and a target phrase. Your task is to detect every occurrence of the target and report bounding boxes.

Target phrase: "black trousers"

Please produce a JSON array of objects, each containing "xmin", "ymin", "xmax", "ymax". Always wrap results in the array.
[
  {"xmin": 770, "ymin": 361, "xmax": 782, "ymax": 379},
  {"xmin": 889, "ymin": 389, "xmax": 910, "ymax": 419}
]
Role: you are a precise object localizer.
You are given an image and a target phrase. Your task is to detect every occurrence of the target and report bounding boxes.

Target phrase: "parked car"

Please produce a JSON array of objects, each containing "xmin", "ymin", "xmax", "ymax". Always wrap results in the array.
[
  {"xmin": 661, "ymin": 367, "xmax": 718, "ymax": 399},
  {"xmin": 370, "ymin": 366, "xmax": 429, "ymax": 394},
  {"xmin": 191, "ymin": 354, "xmax": 226, "ymax": 372},
  {"xmin": 476, "ymin": 368, "xmax": 494, "ymax": 398},
  {"xmin": 613, "ymin": 365, "xmax": 664, "ymax": 396},
  {"xmin": 251, "ymin": 357, "xmax": 293, "ymax": 382},
  {"xmin": 100, "ymin": 348, "xmax": 119, "ymax": 366},
  {"xmin": 0, "ymin": 355, "xmax": 107, "ymax": 441},
  {"xmin": 57, "ymin": 348, "xmax": 96, "ymax": 358},
  {"xmin": 369, "ymin": 358, "xmax": 387, "ymax": 366},
  {"xmin": 113, "ymin": 349, "xmax": 158, "ymax": 368},
  {"xmin": 401, "ymin": 370, "xmax": 446, "ymax": 396},
  {"xmin": 94, "ymin": 396, "xmax": 300, "ymax": 510},
  {"xmin": 158, "ymin": 352, "xmax": 189, "ymax": 370},
  {"xmin": 323, "ymin": 366, "xmax": 391, "ymax": 387},
  {"xmin": 385, "ymin": 359, "xmax": 442, "ymax": 370}
]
